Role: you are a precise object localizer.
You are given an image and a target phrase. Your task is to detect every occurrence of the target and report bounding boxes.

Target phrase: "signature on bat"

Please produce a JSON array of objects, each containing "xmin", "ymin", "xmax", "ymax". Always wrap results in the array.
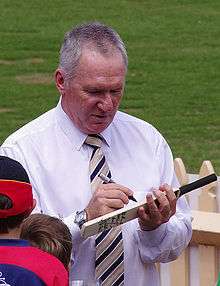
[{"xmin": 98, "ymin": 212, "xmax": 127, "ymax": 232}]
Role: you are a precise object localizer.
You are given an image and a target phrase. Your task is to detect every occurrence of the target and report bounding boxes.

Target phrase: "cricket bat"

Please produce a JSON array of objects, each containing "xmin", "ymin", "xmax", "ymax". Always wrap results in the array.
[{"xmin": 80, "ymin": 173, "xmax": 217, "ymax": 239}]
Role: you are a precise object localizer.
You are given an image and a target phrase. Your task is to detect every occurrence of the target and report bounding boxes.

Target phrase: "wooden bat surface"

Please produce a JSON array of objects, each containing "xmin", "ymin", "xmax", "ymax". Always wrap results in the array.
[
  {"xmin": 81, "ymin": 173, "xmax": 217, "ymax": 239},
  {"xmin": 81, "ymin": 199, "xmax": 147, "ymax": 239}
]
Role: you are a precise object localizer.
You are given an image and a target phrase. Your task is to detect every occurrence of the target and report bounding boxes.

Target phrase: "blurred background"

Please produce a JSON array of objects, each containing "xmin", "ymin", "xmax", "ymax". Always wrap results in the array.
[{"xmin": 0, "ymin": 0, "xmax": 219, "ymax": 173}]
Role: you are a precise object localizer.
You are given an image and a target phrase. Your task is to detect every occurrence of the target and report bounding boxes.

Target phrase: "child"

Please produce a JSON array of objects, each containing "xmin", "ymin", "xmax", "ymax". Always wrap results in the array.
[
  {"xmin": 21, "ymin": 213, "xmax": 72, "ymax": 270},
  {"xmin": 0, "ymin": 155, "xmax": 68, "ymax": 286}
]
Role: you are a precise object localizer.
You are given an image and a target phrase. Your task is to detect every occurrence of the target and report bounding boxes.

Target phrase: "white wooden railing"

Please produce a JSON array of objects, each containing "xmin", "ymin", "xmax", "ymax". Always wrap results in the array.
[{"xmin": 159, "ymin": 158, "xmax": 220, "ymax": 286}]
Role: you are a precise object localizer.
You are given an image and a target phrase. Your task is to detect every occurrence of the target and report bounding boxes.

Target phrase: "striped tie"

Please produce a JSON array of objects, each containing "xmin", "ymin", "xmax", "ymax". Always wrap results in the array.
[{"xmin": 85, "ymin": 135, "xmax": 124, "ymax": 286}]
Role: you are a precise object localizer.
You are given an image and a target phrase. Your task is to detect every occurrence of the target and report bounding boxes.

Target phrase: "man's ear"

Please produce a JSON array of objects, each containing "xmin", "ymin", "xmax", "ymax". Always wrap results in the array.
[{"xmin": 55, "ymin": 69, "xmax": 65, "ymax": 95}]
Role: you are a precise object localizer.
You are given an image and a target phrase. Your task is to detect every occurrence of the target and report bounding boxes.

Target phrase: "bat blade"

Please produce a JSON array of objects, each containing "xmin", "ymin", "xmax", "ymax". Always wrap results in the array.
[{"xmin": 81, "ymin": 173, "xmax": 217, "ymax": 239}]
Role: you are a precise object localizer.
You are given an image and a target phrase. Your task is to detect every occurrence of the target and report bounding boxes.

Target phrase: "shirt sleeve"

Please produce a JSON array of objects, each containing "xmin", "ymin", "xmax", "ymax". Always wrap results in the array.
[
  {"xmin": 0, "ymin": 144, "xmax": 83, "ymax": 244},
  {"xmin": 136, "ymin": 201, "xmax": 192, "ymax": 263},
  {"xmin": 134, "ymin": 132, "xmax": 192, "ymax": 263},
  {"xmin": 63, "ymin": 213, "xmax": 85, "ymax": 244}
]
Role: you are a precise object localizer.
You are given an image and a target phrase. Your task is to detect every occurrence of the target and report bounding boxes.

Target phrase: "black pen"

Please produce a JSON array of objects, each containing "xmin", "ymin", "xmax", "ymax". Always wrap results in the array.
[{"xmin": 99, "ymin": 173, "xmax": 138, "ymax": 202}]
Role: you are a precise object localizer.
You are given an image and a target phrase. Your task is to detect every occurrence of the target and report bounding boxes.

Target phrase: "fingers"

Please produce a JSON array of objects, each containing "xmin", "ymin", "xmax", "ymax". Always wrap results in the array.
[
  {"xmin": 99, "ymin": 183, "xmax": 134, "ymax": 197},
  {"xmin": 138, "ymin": 193, "xmax": 162, "ymax": 231},
  {"xmin": 85, "ymin": 183, "xmax": 134, "ymax": 220},
  {"xmin": 138, "ymin": 185, "xmax": 177, "ymax": 231},
  {"xmin": 86, "ymin": 198, "xmax": 124, "ymax": 219},
  {"xmin": 159, "ymin": 184, "xmax": 177, "ymax": 216},
  {"xmin": 96, "ymin": 183, "xmax": 133, "ymax": 204},
  {"xmin": 105, "ymin": 198, "xmax": 125, "ymax": 209},
  {"xmin": 153, "ymin": 190, "xmax": 170, "ymax": 220},
  {"xmin": 138, "ymin": 206, "xmax": 149, "ymax": 221},
  {"xmin": 146, "ymin": 193, "xmax": 160, "ymax": 220}
]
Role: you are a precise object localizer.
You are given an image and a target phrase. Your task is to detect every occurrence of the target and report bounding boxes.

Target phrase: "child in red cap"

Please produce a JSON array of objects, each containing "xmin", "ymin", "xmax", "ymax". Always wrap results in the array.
[{"xmin": 0, "ymin": 156, "xmax": 69, "ymax": 286}]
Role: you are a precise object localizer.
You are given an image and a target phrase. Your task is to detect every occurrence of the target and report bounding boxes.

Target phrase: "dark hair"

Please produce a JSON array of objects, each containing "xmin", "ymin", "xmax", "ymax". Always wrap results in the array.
[
  {"xmin": 0, "ymin": 195, "xmax": 28, "ymax": 233},
  {"xmin": 20, "ymin": 214, "xmax": 72, "ymax": 269},
  {"xmin": 59, "ymin": 21, "xmax": 128, "ymax": 79}
]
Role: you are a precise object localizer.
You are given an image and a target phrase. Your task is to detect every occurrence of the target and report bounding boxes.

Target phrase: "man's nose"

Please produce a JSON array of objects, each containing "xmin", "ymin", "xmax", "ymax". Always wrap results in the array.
[{"xmin": 97, "ymin": 92, "xmax": 114, "ymax": 112}]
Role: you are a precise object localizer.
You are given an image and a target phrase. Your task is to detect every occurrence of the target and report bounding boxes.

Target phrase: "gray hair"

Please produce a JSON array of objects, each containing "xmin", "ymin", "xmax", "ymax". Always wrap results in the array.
[{"xmin": 59, "ymin": 22, "xmax": 128, "ymax": 79}]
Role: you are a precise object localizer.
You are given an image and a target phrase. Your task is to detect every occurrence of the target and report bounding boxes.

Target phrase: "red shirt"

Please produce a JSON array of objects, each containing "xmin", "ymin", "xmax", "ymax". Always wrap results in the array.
[{"xmin": 0, "ymin": 239, "xmax": 68, "ymax": 286}]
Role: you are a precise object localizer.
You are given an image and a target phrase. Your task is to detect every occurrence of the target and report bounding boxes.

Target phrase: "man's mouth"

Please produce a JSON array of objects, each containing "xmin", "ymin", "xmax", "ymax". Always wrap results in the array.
[
  {"xmin": 96, "ymin": 115, "xmax": 105, "ymax": 118},
  {"xmin": 93, "ymin": 114, "xmax": 108, "ymax": 119},
  {"xmin": 91, "ymin": 114, "xmax": 111, "ymax": 124}
]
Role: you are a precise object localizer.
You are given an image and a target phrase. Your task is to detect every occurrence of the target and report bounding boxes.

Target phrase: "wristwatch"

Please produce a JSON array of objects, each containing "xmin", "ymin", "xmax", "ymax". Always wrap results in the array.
[{"xmin": 74, "ymin": 209, "xmax": 87, "ymax": 229}]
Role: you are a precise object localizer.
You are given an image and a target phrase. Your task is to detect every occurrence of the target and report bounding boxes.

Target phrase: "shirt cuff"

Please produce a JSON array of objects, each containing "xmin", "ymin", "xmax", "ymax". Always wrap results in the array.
[
  {"xmin": 137, "ymin": 222, "xmax": 167, "ymax": 247},
  {"xmin": 63, "ymin": 212, "xmax": 83, "ymax": 242}
]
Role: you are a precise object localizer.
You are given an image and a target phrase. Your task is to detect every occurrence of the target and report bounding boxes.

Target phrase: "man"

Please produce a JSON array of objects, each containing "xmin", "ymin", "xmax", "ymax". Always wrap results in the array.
[
  {"xmin": 0, "ymin": 156, "xmax": 68, "ymax": 285},
  {"xmin": 0, "ymin": 22, "xmax": 192, "ymax": 285}
]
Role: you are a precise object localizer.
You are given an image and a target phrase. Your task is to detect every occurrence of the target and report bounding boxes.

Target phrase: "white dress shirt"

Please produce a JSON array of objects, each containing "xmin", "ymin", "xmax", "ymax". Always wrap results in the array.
[{"xmin": 0, "ymin": 100, "xmax": 192, "ymax": 285}]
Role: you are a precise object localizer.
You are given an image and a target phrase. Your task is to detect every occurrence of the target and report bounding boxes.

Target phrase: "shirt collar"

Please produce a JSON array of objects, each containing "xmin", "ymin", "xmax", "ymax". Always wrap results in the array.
[
  {"xmin": 100, "ymin": 127, "xmax": 111, "ymax": 147},
  {"xmin": 0, "ymin": 239, "xmax": 30, "ymax": 247},
  {"xmin": 55, "ymin": 100, "xmax": 86, "ymax": 150},
  {"xmin": 55, "ymin": 99, "xmax": 112, "ymax": 150}
]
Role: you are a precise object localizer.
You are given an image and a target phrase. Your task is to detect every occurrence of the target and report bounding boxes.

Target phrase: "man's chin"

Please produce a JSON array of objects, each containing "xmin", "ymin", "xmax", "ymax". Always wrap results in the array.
[{"xmin": 86, "ymin": 123, "xmax": 110, "ymax": 134}]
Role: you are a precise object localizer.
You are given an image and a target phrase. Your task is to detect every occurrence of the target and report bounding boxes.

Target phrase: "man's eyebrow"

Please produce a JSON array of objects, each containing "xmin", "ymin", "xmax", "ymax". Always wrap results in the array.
[
  {"xmin": 83, "ymin": 87, "xmax": 103, "ymax": 92},
  {"xmin": 83, "ymin": 83, "xmax": 124, "ymax": 91}
]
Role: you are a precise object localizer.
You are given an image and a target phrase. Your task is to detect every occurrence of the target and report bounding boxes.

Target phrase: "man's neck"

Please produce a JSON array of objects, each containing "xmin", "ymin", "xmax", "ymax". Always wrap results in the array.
[{"xmin": 0, "ymin": 227, "xmax": 21, "ymax": 239}]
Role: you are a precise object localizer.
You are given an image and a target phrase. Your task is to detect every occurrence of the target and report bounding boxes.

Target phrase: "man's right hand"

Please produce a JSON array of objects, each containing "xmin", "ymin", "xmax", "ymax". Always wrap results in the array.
[{"xmin": 85, "ymin": 183, "xmax": 133, "ymax": 220}]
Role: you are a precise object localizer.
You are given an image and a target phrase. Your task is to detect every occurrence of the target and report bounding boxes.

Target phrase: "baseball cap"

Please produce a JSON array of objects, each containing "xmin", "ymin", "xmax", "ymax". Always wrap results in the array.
[{"xmin": 0, "ymin": 156, "xmax": 33, "ymax": 218}]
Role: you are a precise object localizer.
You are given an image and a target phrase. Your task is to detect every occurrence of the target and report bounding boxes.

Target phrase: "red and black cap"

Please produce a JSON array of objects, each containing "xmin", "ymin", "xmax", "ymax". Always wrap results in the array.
[{"xmin": 0, "ymin": 156, "xmax": 33, "ymax": 218}]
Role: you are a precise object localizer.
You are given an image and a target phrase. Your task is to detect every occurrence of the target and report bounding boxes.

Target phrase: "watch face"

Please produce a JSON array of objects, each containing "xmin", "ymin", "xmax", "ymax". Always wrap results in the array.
[
  {"xmin": 78, "ymin": 211, "xmax": 84, "ymax": 220},
  {"xmin": 75, "ymin": 210, "xmax": 86, "ymax": 228}
]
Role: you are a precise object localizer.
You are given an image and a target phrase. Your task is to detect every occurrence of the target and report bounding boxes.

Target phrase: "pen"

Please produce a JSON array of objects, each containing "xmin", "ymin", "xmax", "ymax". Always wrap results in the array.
[{"xmin": 99, "ymin": 173, "xmax": 138, "ymax": 202}]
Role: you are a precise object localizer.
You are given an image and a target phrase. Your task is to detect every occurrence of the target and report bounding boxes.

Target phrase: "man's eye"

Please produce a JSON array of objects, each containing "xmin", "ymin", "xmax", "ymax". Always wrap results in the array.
[
  {"xmin": 88, "ymin": 90, "xmax": 102, "ymax": 96},
  {"xmin": 111, "ymin": 90, "xmax": 121, "ymax": 96}
]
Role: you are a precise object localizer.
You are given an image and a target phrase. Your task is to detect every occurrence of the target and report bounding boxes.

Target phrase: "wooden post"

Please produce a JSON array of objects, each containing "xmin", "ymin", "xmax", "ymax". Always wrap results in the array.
[
  {"xmin": 169, "ymin": 158, "xmax": 189, "ymax": 286},
  {"xmin": 197, "ymin": 161, "xmax": 218, "ymax": 286},
  {"xmin": 191, "ymin": 210, "xmax": 220, "ymax": 246},
  {"xmin": 174, "ymin": 158, "xmax": 189, "ymax": 187}
]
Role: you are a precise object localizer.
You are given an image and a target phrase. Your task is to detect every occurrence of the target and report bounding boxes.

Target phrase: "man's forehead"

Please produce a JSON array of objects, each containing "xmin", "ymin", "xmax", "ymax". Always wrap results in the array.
[
  {"xmin": 80, "ymin": 46, "xmax": 124, "ymax": 65},
  {"xmin": 75, "ymin": 49, "xmax": 126, "ymax": 77},
  {"xmin": 83, "ymin": 80, "xmax": 125, "ymax": 90},
  {"xmin": 81, "ymin": 42, "xmax": 120, "ymax": 57}
]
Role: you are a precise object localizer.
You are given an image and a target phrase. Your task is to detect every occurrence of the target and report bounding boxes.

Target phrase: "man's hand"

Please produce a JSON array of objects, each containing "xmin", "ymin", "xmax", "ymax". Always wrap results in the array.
[
  {"xmin": 85, "ymin": 183, "xmax": 133, "ymax": 220},
  {"xmin": 137, "ymin": 184, "xmax": 177, "ymax": 231}
]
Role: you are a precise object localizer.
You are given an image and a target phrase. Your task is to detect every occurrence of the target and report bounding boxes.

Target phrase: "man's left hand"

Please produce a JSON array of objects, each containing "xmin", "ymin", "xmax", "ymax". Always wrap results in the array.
[{"xmin": 137, "ymin": 184, "xmax": 177, "ymax": 231}]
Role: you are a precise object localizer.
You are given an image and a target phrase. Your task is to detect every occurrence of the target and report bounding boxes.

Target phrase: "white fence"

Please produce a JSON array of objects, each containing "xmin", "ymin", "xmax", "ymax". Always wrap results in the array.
[{"xmin": 159, "ymin": 158, "xmax": 220, "ymax": 286}]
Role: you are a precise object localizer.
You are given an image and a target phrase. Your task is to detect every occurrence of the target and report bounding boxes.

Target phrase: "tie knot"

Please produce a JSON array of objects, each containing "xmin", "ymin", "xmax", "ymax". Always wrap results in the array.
[{"xmin": 85, "ymin": 135, "xmax": 103, "ymax": 148}]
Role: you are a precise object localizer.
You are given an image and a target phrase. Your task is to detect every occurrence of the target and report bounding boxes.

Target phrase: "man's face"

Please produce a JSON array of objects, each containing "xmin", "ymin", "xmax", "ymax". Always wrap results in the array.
[{"xmin": 60, "ymin": 48, "xmax": 126, "ymax": 134}]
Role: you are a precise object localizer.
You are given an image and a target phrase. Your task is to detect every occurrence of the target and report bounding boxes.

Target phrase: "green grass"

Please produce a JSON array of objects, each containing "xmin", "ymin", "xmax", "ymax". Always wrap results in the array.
[{"xmin": 0, "ymin": 0, "xmax": 219, "ymax": 174}]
